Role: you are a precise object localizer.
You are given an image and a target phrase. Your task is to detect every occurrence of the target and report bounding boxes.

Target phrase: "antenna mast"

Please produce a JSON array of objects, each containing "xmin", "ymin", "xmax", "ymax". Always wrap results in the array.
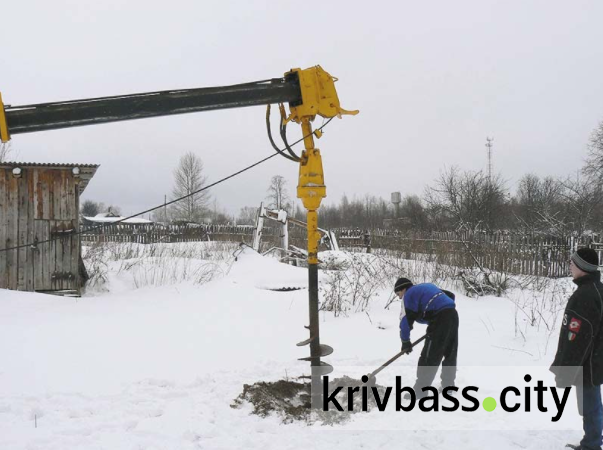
[{"xmin": 485, "ymin": 137, "xmax": 494, "ymax": 182}]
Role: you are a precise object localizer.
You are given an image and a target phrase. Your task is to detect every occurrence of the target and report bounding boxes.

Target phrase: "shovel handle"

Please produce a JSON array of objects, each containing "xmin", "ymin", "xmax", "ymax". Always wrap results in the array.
[{"xmin": 368, "ymin": 334, "xmax": 428, "ymax": 378}]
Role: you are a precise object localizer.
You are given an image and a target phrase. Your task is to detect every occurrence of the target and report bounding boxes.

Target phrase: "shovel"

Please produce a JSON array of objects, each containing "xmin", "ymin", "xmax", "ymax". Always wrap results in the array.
[{"xmin": 365, "ymin": 334, "xmax": 428, "ymax": 384}]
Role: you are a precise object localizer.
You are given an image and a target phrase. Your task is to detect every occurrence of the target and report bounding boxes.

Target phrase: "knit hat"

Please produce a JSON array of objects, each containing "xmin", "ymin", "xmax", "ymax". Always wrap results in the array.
[
  {"xmin": 394, "ymin": 277, "xmax": 413, "ymax": 293},
  {"xmin": 571, "ymin": 248, "xmax": 600, "ymax": 273}
]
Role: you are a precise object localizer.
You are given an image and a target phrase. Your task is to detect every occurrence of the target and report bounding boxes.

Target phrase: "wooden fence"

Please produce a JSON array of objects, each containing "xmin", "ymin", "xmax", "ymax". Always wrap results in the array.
[
  {"xmin": 81, "ymin": 223, "xmax": 246, "ymax": 244},
  {"xmin": 81, "ymin": 223, "xmax": 601, "ymax": 278},
  {"xmin": 334, "ymin": 229, "xmax": 602, "ymax": 278},
  {"xmin": 80, "ymin": 223, "xmax": 310, "ymax": 253}
]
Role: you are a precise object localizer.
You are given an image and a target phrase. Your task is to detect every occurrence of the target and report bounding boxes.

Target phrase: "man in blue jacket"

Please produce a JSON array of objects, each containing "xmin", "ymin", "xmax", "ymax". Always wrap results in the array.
[{"xmin": 395, "ymin": 277, "xmax": 459, "ymax": 396}]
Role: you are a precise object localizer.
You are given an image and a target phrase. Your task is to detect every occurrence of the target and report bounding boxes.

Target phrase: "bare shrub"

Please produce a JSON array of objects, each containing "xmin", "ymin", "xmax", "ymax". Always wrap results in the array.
[
  {"xmin": 319, "ymin": 253, "xmax": 393, "ymax": 316},
  {"xmin": 131, "ymin": 258, "xmax": 223, "ymax": 288},
  {"xmin": 510, "ymin": 275, "xmax": 572, "ymax": 341},
  {"xmin": 82, "ymin": 242, "xmax": 109, "ymax": 290},
  {"xmin": 81, "ymin": 241, "xmax": 237, "ymax": 290}
]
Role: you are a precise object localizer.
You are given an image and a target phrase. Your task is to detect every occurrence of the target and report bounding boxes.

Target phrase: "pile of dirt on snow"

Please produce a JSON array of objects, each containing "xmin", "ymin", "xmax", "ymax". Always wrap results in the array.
[
  {"xmin": 231, "ymin": 379, "xmax": 311, "ymax": 423},
  {"xmin": 231, "ymin": 376, "xmax": 389, "ymax": 424}
]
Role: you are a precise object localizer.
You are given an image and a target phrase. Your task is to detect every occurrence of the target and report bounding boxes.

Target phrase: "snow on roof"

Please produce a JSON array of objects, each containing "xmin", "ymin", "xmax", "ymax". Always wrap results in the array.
[
  {"xmin": 0, "ymin": 161, "xmax": 99, "ymax": 168},
  {"xmin": 84, "ymin": 216, "xmax": 153, "ymax": 224}
]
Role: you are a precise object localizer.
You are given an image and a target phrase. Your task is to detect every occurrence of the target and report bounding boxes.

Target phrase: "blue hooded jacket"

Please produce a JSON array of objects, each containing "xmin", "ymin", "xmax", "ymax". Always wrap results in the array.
[{"xmin": 399, "ymin": 283, "xmax": 455, "ymax": 341}]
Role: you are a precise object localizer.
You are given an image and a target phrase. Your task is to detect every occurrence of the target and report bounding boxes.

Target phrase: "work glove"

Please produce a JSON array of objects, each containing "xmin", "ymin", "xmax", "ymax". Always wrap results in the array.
[{"xmin": 401, "ymin": 340, "xmax": 413, "ymax": 354}]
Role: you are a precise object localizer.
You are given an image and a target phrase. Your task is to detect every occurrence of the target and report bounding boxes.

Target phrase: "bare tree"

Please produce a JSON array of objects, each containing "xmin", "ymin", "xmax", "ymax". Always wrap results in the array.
[
  {"xmin": 151, "ymin": 195, "xmax": 170, "ymax": 223},
  {"xmin": 424, "ymin": 167, "xmax": 507, "ymax": 230},
  {"xmin": 237, "ymin": 206, "xmax": 258, "ymax": 225},
  {"xmin": 151, "ymin": 208, "xmax": 169, "ymax": 223},
  {"xmin": 400, "ymin": 195, "xmax": 429, "ymax": 230},
  {"xmin": 80, "ymin": 200, "xmax": 123, "ymax": 217},
  {"xmin": 266, "ymin": 175, "xmax": 290, "ymax": 211},
  {"xmin": 560, "ymin": 175, "xmax": 603, "ymax": 236},
  {"xmin": 171, "ymin": 152, "xmax": 210, "ymax": 223},
  {"xmin": 0, "ymin": 142, "xmax": 12, "ymax": 162},
  {"xmin": 81, "ymin": 200, "xmax": 101, "ymax": 217},
  {"xmin": 207, "ymin": 198, "xmax": 231, "ymax": 224},
  {"xmin": 514, "ymin": 174, "xmax": 564, "ymax": 233},
  {"xmin": 584, "ymin": 120, "xmax": 603, "ymax": 181}
]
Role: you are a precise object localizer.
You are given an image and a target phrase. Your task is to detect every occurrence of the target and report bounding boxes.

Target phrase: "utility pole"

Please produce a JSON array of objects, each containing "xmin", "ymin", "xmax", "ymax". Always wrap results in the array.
[
  {"xmin": 485, "ymin": 137, "xmax": 494, "ymax": 183},
  {"xmin": 485, "ymin": 137, "xmax": 495, "ymax": 229},
  {"xmin": 164, "ymin": 195, "xmax": 168, "ymax": 223}
]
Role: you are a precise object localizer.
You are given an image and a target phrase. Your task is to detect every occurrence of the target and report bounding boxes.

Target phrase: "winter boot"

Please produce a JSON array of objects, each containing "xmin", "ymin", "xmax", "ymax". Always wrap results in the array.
[{"xmin": 439, "ymin": 386, "xmax": 457, "ymax": 395}]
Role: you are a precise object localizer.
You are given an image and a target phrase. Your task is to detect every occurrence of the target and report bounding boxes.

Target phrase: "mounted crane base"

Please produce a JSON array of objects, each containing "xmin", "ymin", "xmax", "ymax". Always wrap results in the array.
[{"xmin": 0, "ymin": 66, "xmax": 358, "ymax": 408}]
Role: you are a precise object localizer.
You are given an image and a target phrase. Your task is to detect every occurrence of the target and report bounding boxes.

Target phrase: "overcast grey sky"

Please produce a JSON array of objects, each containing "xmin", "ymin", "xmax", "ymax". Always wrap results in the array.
[{"xmin": 3, "ymin": 0, "xmax": 603, "ymax": 217}]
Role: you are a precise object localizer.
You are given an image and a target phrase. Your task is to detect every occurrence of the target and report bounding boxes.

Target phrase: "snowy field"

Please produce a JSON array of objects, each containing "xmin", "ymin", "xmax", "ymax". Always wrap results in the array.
[{"xmin": 0, "ymin": 243, "xmax": 584, "ymax": 449}]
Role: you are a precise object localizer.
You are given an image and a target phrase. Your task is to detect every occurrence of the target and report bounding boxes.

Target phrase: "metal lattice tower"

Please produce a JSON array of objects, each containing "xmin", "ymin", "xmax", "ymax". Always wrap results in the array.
[{"xmin": 485, "ymin": 137, "xmax": 494, "ymax": 182}]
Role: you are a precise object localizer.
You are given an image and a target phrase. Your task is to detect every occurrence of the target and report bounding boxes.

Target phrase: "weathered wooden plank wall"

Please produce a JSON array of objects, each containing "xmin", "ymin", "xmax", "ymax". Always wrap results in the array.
[
  {"xmin": 0, "ymin": 169, "xmax": 6, "ymax": 289},
  {"xmin": 0, "ymin": 167, "xmax": 80, "ymax": 292}
]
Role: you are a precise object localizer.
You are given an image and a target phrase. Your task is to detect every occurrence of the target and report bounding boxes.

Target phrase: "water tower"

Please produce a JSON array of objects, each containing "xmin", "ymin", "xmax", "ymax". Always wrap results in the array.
[{"xmin": 391, "ymin": 191, "xmax": 401, "ymax": 218}]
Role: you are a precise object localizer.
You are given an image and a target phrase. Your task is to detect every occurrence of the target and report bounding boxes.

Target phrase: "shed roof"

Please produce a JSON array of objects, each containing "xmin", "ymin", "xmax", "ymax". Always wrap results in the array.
[{"xmin": 0, "ymin": 161, "xmax": 99, "ymax": 194}]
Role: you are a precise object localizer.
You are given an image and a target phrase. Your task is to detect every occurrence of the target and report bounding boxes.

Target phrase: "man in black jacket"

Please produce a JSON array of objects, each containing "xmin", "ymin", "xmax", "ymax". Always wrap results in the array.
[{"xmin": 551, "ymin": 248, "xmax": 603, "ymax": 450}]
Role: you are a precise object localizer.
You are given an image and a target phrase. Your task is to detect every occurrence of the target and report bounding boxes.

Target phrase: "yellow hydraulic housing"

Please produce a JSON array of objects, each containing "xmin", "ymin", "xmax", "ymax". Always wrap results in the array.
[
  {"xmin": 285, "ymin": 66, "xmax": 358, "ymax": 263},
  {"xmin": 0, "ymin": 93, "xmax": 9, "ymax": 143},
  {"xmin": 297, "ymin": 119, "xmax": 325, "ymax": 264}
]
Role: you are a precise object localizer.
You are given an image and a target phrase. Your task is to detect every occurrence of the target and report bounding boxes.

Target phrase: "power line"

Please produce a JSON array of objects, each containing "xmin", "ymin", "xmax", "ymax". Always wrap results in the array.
[{"xmin": 0, "ymin": 117, "xmax": 335, "ymax": 254}]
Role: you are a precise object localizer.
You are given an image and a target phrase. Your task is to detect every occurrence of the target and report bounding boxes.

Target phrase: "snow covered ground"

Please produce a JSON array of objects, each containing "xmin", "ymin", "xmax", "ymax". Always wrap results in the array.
[{"xmin": 0, "ymin": 243, "xmax": 585, "ymax": 449}]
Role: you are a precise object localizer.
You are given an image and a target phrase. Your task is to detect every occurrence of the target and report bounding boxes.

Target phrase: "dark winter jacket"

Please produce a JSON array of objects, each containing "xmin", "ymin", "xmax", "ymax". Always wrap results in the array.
[
  {"xmin": 550, "ymin": 271, "xmax": 603, "ymax": 387},
  {"xmin": 400, "ymin": 283, "xmax": 456, "ymax": 341}
]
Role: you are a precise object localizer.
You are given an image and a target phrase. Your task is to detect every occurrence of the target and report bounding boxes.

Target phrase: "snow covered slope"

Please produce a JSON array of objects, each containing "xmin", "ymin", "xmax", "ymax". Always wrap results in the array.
[{"xmin": 0, "ymin": 247, "xmax": 582, "ymax": 450}]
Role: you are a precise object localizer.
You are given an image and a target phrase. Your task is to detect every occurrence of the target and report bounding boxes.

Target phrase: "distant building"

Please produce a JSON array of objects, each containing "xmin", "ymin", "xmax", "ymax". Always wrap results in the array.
[{"xmin": 82, "ymin": 212, "xmax": 153, "ymax": 226}]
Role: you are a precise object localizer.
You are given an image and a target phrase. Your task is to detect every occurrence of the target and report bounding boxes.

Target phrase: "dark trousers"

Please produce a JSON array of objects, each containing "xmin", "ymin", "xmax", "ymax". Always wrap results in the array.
[
  {"xmin": 577, "ymin": 384, "xmax": 603, "ymax": 450},
  {"xmin": 414, "ymin": 308, "xmax": 459, "ymax": 393}
]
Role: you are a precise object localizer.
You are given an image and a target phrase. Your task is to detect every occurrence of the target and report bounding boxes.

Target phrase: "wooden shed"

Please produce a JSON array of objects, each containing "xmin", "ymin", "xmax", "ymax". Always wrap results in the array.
[{"xmin": 0, "ymin": 162, "xmax": 98, "ymax": 294}]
